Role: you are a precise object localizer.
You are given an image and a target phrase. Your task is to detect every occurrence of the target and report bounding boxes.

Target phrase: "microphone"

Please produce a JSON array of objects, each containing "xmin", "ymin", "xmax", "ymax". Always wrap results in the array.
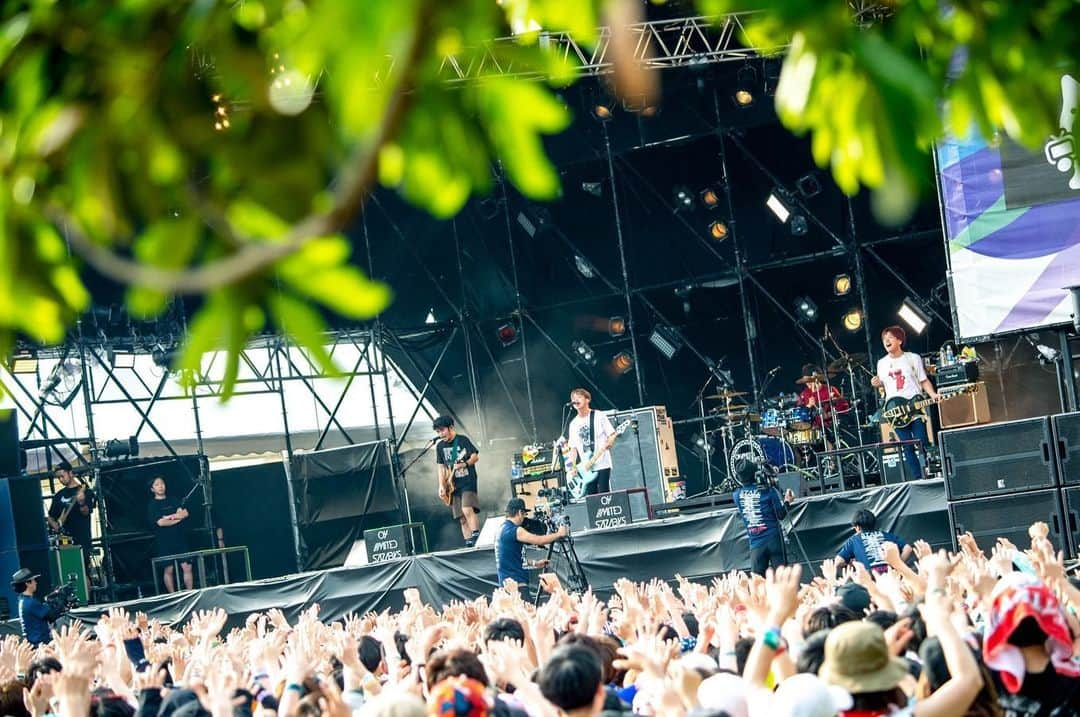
[{"xmin": 564, "ymin": 402, "xmax": 574, "ymax": 406}]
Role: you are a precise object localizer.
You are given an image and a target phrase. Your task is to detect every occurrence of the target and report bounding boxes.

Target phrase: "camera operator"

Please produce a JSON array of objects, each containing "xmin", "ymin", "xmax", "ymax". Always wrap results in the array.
[
  {"xmin": 12, "ymin": 568, "xmax": 57, "ymax": 647},
  {"xmin": 731, "ymin": 459, "xmax": 795, "ymax": 576},
  {"xmin": 496, "ymin": 498, "xmax": 568, "ymax": 595}
]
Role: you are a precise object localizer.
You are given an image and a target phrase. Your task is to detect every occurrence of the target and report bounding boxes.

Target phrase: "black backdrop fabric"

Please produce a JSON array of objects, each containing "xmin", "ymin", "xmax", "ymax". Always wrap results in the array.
[
  {"xmin": 210, "ymin": 462, "xmax": 296, "ymax": 579},
  {"xmin": 70, "ymin": 480, "xmax": 949, "ymax": 629},
  {"xmin": 289, "ymin": 441, "xmax": 403, "ymax": 571}
]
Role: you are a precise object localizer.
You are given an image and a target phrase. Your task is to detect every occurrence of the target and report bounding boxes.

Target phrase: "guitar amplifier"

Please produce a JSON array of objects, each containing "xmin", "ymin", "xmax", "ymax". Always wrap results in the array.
[
  {"xmin": 608, "ymin": 406, "xmax": 680, "ymax": 509},
  {"xmin": 935, "ymin": 361, "xmax": 979, "ymax": 388},
  {"xmin": 516, "ymin": 445, "xmax": 562, "ymax": 478}
]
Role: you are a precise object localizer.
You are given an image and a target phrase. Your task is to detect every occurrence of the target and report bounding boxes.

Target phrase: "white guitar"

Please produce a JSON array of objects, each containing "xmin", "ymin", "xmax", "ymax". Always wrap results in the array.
[{"xmin": 555, "ymin": 420, "xmax": 633, "ymax": 499}]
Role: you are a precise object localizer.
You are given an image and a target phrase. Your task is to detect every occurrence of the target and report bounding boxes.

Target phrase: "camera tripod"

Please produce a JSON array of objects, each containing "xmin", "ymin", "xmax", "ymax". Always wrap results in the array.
[{"xmin": 533, "ymin": 530, "xmax": 589, "ymax": 605}]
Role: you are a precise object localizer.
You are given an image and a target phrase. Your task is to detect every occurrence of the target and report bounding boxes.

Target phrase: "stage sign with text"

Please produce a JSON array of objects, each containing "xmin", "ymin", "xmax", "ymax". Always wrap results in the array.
[
  {"xmin": 364, "ymin": 524, "xmax": 409, "ymax": 563},
  {"xmin": 935, "ymin": 74, "xmax": 1080, "ymax": 339},
  {"xmin": 586, "ymin": 491, "xmax": 631, "ymax": 530}
]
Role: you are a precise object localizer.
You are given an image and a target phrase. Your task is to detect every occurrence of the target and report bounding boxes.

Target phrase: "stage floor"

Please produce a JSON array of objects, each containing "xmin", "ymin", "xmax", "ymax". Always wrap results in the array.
[{"xmin": 53, "ymin": 480, "xmax": 947, "ymax": 630}]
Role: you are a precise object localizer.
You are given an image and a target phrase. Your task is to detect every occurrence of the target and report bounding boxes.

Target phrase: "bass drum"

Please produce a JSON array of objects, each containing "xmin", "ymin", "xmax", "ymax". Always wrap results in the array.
[{"xmin": 728, "ymin": 436, "xmax": 797, "ymax": 475}]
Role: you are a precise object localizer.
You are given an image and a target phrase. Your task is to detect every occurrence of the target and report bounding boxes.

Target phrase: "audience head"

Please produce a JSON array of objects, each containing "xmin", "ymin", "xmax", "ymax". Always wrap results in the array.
[{"xmin": 537, "ymin": 644, "xmax": 604, "ymax": 714}]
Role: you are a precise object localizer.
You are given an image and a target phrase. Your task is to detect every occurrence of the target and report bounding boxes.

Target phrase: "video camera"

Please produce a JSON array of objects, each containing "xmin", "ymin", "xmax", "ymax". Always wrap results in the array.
[
  {"xmin": 536, "ymin": 486, "xmax": 570, "ymax": 505},
  {"xmin": 43, "ymin": 580, "xmax": 80, "ymax": 618}
]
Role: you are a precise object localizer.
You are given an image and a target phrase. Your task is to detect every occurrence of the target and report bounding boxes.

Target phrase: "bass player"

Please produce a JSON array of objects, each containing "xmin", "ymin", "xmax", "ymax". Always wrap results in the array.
[
  {"xmin": 870, "ymin": 325, "xmax": 941, "ymax": 480},
  {"xmin": 434, "ymin": 415, "xmax": 482, "ymax": 547},
  {"xmin": 566, "ymin": 388, "xmax": 616, "ymax": 495}
]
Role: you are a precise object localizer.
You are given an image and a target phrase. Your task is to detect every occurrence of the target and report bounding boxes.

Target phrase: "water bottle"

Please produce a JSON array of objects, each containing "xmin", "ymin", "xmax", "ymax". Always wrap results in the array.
[
  {"xmin": 945, "ymin": 344, "xmax": 955, "ymax": 365},
  {"xmin": 510, "ymin": 456, "xmax": 523, "ymax": 481},
  {"xmin": 938, "ymin": 347, "xmax": 946, "ymax": 368}
]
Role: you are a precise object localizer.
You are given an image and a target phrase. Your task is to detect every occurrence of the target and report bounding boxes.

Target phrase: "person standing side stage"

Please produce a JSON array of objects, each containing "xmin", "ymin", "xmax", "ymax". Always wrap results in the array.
[
  {"xmin": 46, "ymin": 461, "xmax": 97, "ymax": 569},
  {"xmin": 147, "ymin": 476, "xmax": 193, "ymax": 592},
  {"xmin": 731, "ymin": 459, "xmax": 795, "ymax": 576},
  {"xmin": 566, "ymin": 388, "xmax": 615, "ymax": 496},
  {"xmin": 870, "ymin": 325, "xmax": 941, "ymax": 480},
  {"xmin": 434, "ymin": 415, "xmax": 482, "ymax": 547}
]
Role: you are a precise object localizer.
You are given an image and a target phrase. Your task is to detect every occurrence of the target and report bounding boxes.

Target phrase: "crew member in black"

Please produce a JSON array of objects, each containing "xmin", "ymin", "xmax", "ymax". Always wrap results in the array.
[
  {"xmin": 434, "ymin": 415, "xmax": 482, "ymax": 547},
  {"xmin": 147, "ymin": 476, "xmax": 193, "ymax": 592},
  {"xmin": 731, "ymin": 459, "xmax": 795, "ymax": 576},
  {"xmin": 46, "ymin": 461, "xmax": 96, "ymax": 566},
  {"xmin": 12, "ymin": 568, "xmax": 54, "ymax": 647}
]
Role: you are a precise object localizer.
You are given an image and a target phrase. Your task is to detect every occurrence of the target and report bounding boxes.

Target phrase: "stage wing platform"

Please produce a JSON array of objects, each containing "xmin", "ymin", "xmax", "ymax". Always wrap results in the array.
[{"xmin": 46, "ymin": 480, "xmax": 947, "ymax": 629}]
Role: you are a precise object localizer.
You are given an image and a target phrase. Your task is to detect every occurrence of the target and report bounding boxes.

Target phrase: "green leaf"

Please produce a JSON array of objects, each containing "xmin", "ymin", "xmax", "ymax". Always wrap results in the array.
[
  {"xmin": 226, "ymin": 199, "xmax": 290, "ymax": 240},
  {"xmin": 267, "ymin": 290, "xmax": 338, "ymax": 376},
  {"xmin": 282, "ymin": 264, "xmax": 392, "ymax": 319}
]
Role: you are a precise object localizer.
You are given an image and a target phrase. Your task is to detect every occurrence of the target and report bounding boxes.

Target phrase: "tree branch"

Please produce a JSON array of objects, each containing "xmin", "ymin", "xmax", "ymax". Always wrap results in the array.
[{"xmin": 56, "ymin": 5, "xmax": 433, "ymax": 295}]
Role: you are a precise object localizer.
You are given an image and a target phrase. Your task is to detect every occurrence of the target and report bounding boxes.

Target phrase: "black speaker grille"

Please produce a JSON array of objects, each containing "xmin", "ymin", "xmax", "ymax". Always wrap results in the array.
[
  {"xmin": 1053, "ymin": 413, "xmax": 1080, "ymax": 487},
  {"xmin": 940, "ymin": 418, "xmax": 1055, "ymax": 500},
  {"xmin": 948, "ymin": 489, "xmax": 1065, "ymax": 554}
]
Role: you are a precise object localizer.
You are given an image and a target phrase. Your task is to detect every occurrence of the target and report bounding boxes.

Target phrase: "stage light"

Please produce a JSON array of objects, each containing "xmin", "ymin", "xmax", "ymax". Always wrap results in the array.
[
  {"xmin": 842, "ymin": 308, "xmax": 863, "ymax": 332},
  {"xmin": 425, "ymin": 309, "xmax": 437, "ymax": 324},
  {"xmin": 833, "ymin": 274, "xmax": 852, "ymax": 296},
  {"xmin": 765, "ymin": 192, "xmax": 791, "ymax": 223},
  {"xmin": 700, "ymin": 187, "xmax": 720, "ymax": 209},
  {"xmin": 572, "ymin": 340, "xmax": 597, "ymax": 366},
  {"xmin": 102, "ymin": 436, "xmax": 139, "ymax": 459},
  {"xmin": 612, "ymin": 351, "xmax": 634, "ymax": 374},
  {"xmin": 648, "ymin": 325, "xmax": 683, "ymax": 360},
  {"xmin": 709, "ymin": 220, "xmax": 729, "ymax": 241},
  {"xmin": 581, "ymin": 181, "xmax": 603, "ymax": 198},
  {"xmin": 790, "ymin": 214, "xmax": 808, "ymax": 236},
  {"xmin": 593, "ymin": 99, "xmax": 614, "ymax": 120},
  {"xmin": 793, "ymin": 296, "xmax": 818, "ymax": 322},
  {"xmin": 113, "ymin": 352, "xmax": 136, "ymax": 369},
  {"xmin": 607, "ymin": 316, "xmax": 627, "ymax": 337},
  {"xmin": 11, "ymin": 354, "xmax": 37, "ymax": 374},
  {"xmin": 574, "ymin": 255, "xmax": 596, "ymax": 279},
  {"xmin": 796, "ymin": 173, "xmax": 822, "ymax": 198},
  {"xmin": 897, "ymin": 297, "xmax": 930, "ymax": 335},
  {"xmin": 733, "ymin": 65, "xmax": 757, "ymax": 107},
  {"xmin": 496, "ymin": 322, "xmax": 518, "ymax": 347},
  {"xmin": 673, "ymin": 186, "xmax": 694, "ymax": 211}
]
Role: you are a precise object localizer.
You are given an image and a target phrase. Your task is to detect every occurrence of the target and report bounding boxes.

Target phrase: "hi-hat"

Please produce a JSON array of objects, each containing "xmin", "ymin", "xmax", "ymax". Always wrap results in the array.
[
  {"xmin": 828, "ymin": 354, "xmax": 867, "ymax": 372},
  {"xmin": 795, "ymin": 372, "xmax": 835, "ymax": 385},
  {"xmin": 705, "ymin": 390, "xmax": 747, "ymax": 400}
]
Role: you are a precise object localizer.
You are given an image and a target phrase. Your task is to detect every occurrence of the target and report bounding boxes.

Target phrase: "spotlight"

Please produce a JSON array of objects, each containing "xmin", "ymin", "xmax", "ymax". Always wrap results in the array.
[
  {"xmin": 611, "ymin": 351, "xmax": 634, "ymax": 374},
  {"xmin": 700, "ymin": 186, "xmax": 721, "ymax": 209},
  {"xmin": 796, "ymin": 173, "xmax": 822, "ymax": 198},
  {"xmin": 897, "ymin": 297, "xmax": 931, "ymax": 335},
  {"xmin": 648, "ymin": 325, "xmax": 683, "ymax": 360},
  {"xmin": 765, "ymin": 191, "xmax": 792, "ymax": 223},
  {"xmin": 793, "ymin": 296, "xmax": 818, "ymax": 322},
  {"xmin": 842, "ymin": 308, "xmax": 863, "ymax": 332},
  {"xmin": 425, "ymin": 309, "xmax": 437, "ymax": 324},
  {"xmin": 709, "ymin": 220, "xmax": 729, "ymax": 241},
  {"xmin": 733, "ymin": 65, "xmax": 757, "ymax": 107},
  {"xmin": 833, "ymin": 274, "xmax": 852, "ymax": 296},
  {"xmin": 102, "ymin": 436, "xmax": 139, "ymax": 459},
  {"xmin": 790, "ymin": 215, "xmax": 808, "ymax": 236},
  {"xmin": 496, "ymin": 322, "xmax": 519, "ymax": 347},
  {"xmin": 673, "ymin": 185, "xmax": 694, "ymax": 211},
  {"xmin": 607, "ymin": 316, "xmax": 627, "ymax": 337},
  {"xmin": 572, "ymin": 340, "xmax": 597, "ymax": 367},
  {"xmin": 11, "ymin": 353, "xmax": 37, "ymax": 374}
]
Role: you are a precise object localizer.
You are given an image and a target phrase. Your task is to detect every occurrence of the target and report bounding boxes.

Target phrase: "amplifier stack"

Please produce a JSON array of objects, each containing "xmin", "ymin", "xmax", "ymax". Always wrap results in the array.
[{"xmin": 940, "ymin": 412, "xmax": 1080, "ymax": 556}]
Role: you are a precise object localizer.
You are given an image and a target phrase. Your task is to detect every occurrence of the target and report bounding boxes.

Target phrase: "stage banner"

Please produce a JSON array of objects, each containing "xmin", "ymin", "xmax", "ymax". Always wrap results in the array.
[{"xmin": 937, "ymin": 74, "xmax": 1080, "ymax": 340}]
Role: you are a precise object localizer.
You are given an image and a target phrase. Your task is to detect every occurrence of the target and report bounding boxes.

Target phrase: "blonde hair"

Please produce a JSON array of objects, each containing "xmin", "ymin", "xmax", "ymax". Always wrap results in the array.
[{"xmin": 570, "ymin": 388, "xmax": 591, "ymax": 402}]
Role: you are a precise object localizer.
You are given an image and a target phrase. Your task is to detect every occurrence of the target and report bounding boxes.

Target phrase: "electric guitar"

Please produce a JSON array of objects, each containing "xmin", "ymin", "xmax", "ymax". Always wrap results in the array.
[
  {"xmin": 879, "ymin": 384, "xmax": 979, "ymax": 429},
  {"xmin": 438, "ymin": 443, "xmax": 473, "ymax": 507},
  {"xmin": 556, "ymin": 420, "xmax": 633, "ymax": 499}
]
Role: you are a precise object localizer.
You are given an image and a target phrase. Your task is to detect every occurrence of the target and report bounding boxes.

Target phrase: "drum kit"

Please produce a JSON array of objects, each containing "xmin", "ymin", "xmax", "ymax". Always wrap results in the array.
[{"xmin": 698, "ymin": 354, "xmax": 873, "ymax": 491}]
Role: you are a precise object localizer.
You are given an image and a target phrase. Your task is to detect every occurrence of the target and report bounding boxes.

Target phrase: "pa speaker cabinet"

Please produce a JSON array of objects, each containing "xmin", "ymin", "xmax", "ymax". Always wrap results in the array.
[
  {"xmin": 939, "ymin": 417, "xmax": 1057, "ymax": 501},
  {"xmin": 939, "ymin": 382, "xmax": 991, "ymax": 429},
  {"xmin": 1053, "ymin": 412, "xmax": 1080, "ymax": 486},
  {"xmin": 948, "ymin": 489, "xmax": 1066, "ymax": 555},
  {"xmin": 608, "ymin": 406, "xmax": 680, "ymax": 509},
  {"xmin": 1060, "ymin": 486, "xmax": 1080, "ymax": 557}
]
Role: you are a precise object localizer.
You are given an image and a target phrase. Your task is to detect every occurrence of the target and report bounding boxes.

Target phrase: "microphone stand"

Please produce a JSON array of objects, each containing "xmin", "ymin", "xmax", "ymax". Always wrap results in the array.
[
  {"xmin": 690, "ymin": 371, "xmax": 718, "ymax": 494},
  {"xmin": 400, "ymin": 438, "xmax": 438, "ymax": 475}
]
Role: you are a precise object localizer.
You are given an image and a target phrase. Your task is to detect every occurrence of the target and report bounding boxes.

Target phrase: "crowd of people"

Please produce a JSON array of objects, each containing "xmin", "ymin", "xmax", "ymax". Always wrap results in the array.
[{"xmin": 5, "ymin": 514, "xmax": 1080, "ymax": 717}]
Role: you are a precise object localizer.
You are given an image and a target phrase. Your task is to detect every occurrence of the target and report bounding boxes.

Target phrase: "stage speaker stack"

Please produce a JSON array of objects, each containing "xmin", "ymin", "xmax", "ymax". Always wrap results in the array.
[
  {"xmin": 608, "ymin": 406, "xmax": 680, "ymax": 510},
  {"xmin": 940, "ymin": 416, "xmax": 1068, "ymax": 555},
  {"xmin": 0, "ymin": 477, "xmax": 51, "ymax": 608}
]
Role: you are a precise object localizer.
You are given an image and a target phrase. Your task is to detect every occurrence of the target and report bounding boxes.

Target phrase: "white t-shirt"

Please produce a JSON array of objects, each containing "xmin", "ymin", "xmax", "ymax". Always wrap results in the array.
[
  {"xmin": 876, "ymin": 351, "xmax": 928, "ymax": 400},
  {"xmin": 567, "ymin": 410, "xmax": 615, "ymax": 471}
]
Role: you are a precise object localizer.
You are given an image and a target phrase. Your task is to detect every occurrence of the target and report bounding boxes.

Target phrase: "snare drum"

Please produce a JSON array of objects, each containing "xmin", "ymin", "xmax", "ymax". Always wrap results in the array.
[
  {"xmin": 788, "ymin": 428, "xmax": 823, "ymax": 446},
  {"xmin": 786, "ymin": 406, "xmax": 814, "ymax": 430},
  {"xmin": 761, "ymin": 409, "xmax": 786, "ymax": 436}
]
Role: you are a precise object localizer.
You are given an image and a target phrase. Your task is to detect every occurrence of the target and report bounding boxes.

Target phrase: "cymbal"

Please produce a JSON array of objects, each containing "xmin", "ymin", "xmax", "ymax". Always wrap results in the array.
[
  {"xmin": 828, "ymin": 354, "xmax": 867, "ymax": 372},
  {"xmin": 705, "ymin": 390, "xmax": 747, "ymax": 400},
  {"xmin": 795, "ymin": 372, "xmax": 835, "ymax": 385},
  {"xmin": 718, "ymin": 410, "xmax": 761, "ymax": 422}
]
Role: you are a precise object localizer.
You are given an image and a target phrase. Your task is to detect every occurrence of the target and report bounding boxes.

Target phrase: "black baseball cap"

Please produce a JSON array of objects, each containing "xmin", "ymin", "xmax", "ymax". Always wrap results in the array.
[{"xmin": 505, "ymin": 498, "xmax": 527, "ymax": 515}]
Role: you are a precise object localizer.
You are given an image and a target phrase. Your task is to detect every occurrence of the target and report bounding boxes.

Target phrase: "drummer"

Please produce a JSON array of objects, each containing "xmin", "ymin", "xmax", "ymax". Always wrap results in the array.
[{"xmin": 796, "ymin": 364, "xmax": 849, "ymax": 432}]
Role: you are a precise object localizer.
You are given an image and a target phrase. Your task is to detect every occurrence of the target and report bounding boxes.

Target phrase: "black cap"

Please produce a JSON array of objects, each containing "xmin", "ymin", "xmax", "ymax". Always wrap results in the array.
[
  {"xmin": 836, "ymin": 581, "xmax": 872, "ymax": 614},
  {"xmin": 734, "ymin": 458, "xmax": 759, "ymax": 485},
  {"xmin": 432, "ymin": 415, "xmax": 454, "ymax": 430},
  {"xmin": 11, "ymin": 568, "xmax": 39, "ymax": 585},
  {"xmin": 506, "ymin": 498, "xmax": 527, "ymax": 515}
]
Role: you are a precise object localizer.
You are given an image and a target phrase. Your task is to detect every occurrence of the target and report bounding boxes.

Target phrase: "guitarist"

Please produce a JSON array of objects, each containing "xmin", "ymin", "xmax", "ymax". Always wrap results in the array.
[
  {"xmin": 434, "ymin": 416, "xmax": 482, "ymax": 547},
  {"xmin": 870, "ymin": 326, "xmax": 941, "ymax": 480},
  {"xmin": 46, "ymin": 461, "xmax": 96, "ymax": 568},
  {"xmin": 567, "ymin": 388, "xmax": 616, "ymax": 495}
]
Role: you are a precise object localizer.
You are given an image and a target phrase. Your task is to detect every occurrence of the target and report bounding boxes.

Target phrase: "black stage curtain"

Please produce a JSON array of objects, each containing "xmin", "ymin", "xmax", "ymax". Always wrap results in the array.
[
  {"xmin": 211, "ymin": 461, "xmax": 296, "ymax": 580},
  {"xmin": 289, "ymin": 441, "xmax": 402, "ymax": 571},
  {"xmin": 70, "ymin": 481, "xmax": 949, "ymax": 629}
]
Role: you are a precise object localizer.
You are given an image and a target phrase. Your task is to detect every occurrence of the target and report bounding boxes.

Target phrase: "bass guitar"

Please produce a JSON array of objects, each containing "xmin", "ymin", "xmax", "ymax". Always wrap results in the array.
[
  {"xmin": 879, "ymin": 384, "xmax": 979, "ymax": 429},
  {"xmin": 556, "ymin": 420, "xmax": 632, "ymax": 499}
]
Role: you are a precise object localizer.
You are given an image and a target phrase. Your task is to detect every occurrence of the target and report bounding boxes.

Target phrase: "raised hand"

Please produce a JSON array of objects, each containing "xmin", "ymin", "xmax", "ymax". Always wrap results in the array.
[
  {"xmin": 22, "ymin": 673, "xmax": 53, "ymax": 717},
  {"xmin": 1028, "ymin": 521, "xmax": 1051, "ymax": 542},
  {"xmin": 764, "ymin": 565, "xmax": 802, "ymax": 624},
  {"xmin": 912, "ymin": 539, "xmax": 933, "ymax": 560}
]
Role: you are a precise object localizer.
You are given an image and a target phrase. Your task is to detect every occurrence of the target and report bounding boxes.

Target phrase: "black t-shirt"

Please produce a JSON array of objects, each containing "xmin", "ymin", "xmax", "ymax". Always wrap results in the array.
[
  {"xmin": 436, "ymin": 435, "xmax": 479, "ymax": 494},
  {"xmin": 48, "ymin": 485, "xmax": 96, "ymax": 538},
  {"xmin": 993, "ymin": 664, "xmax": 1080, "ymax": 716},
  {"xmin": 147, "ymin": 496, "xmax": 189, "ymax": 557}
]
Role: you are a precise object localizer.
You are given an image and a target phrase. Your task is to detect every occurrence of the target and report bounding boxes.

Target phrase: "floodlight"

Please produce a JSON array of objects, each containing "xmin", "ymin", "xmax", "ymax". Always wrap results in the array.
[
  {"xmin": 611, "ymin": 352, "xmax": 634, "ymax": 374},
  {"xmin": 648, "ymin": 325, "xmax": 683, "ymax": 360},
  {"xmin": 842, "ymin": 308, "xmax": 863, "ymax": 332},
  {"xmin": 496, "ymin": 322, "xmax": 518, "ymax": 347},
  {"xmin": 793, "ymin": 296, "xmax": 818, "ymax": 322},
  {"xmin": 833, "ymin": 274, "xmax": 852, "ymax": 296},
  {"xmin": 897, "ymin": 298, "xmax": 930, "ymax": 335},
  {"xmin": 766, "ymin": 192, "xmax": 791, "ymax": 223},
  {"xmin": 709, "ymin": 221, "xmax": 729, "ymax": 241},
  {"xmin": 607, "ymin": 317, "xmax": 627, "ymax": 337},
  {"xmin": 572, "ymin": 340, "xmax": 597, "ymax": 366}
]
